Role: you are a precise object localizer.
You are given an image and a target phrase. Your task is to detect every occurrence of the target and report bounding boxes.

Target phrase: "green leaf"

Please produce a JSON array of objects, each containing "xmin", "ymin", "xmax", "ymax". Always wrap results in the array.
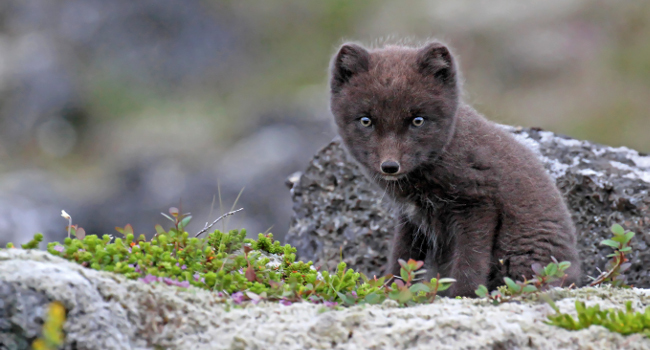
[
  {"xmin": 557, "ymin": 261, "xmax": 571, "ymax": 272},
  {"xmin": 154, "ymin": 224, "xmax": 166, "ymax": 235},
  {"xmin": 600, "ymin": 239, "xmax": 620, "ymax": 248},
  {"xmin": 336, "ymin": 292, "xmax": 356, "ymax": 305},
  {"xmin": 545, "ymin": 263, "xmax": 558, "ymax": 277},
  {"xmin": 396, "ymin": 289, "xmax": 413, "ymax": 303},
  {"xmin": 364, "ymin": 293, "xmax": 382, "ymax": 305},
  {"xmin": 400, "ymin": 269, "xmax": 409, "ymax": 282},
  {"xmin": 475, "ymin": 285, "xmax": 488, "ymax": 298},
  {"xmin": 522, "ymin": 285, "xmax": 538, "ymax": 293},
  {"xmin": 619, "ymin": 247, "xmax": 632, "ymax": 252},
  {"xmin": 611, "ymin": 224, "xmax": 625, "ymax": 235},
  {"xmin": 504, "ymin": 277, "xmax": 521, "ymax": 293},
  {"xmin": 359, "ymin": 273, "xmax": 369, "ymax": 283},
  {"xmin": 179, "ymin": 215, "xmax": 192, "ymax": 230},
  {"xmin": 623, "ymin": 231, "xmax": 635, "ymax": 243},
  {"xmin": 409, "ymin": 283, "xmax": 431, "ymax": 294}
]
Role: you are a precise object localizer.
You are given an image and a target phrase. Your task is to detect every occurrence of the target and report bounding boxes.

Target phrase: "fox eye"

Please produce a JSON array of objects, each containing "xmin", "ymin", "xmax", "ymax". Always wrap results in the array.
[
  {"xmin": 412, "ymin": 117, "xmax": 425, "ymax": 127},
  {"xmin": 359, "ymin": 117, "xmax": 372, "ymax": 127}
]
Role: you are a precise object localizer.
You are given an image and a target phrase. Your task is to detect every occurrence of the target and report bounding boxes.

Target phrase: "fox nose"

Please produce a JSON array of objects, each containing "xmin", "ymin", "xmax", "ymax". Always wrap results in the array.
[{"xmin": 380, "ymin": 160, "xmax": 400, "ymax": 174}]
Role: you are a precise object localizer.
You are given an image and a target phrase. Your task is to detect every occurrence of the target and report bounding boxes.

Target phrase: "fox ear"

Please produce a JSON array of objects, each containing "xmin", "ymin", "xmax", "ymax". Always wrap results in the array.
[
  {"xmin": 331, "ymin": 43, "xmax": 370, "ymax": 92},
  {"xmin": 417, "ymin": 42, "xmax": 456, "ymax": 84}
]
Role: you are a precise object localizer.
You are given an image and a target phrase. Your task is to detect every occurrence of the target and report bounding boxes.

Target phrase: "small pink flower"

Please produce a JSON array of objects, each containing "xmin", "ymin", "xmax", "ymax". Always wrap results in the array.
[
  {"xmin": 324, "ymin": 301, "xmax": 338, "ymax": 307},
  {"xmin": 139, "ymin": 274, "xmax": 160, "ymax": 284},
  {"xmin": 53, "ymin": 245, "xmax": 64, "ymax": 253},
  {"xmin": 231, "ymin": 292, "xmax": 245, "ymax": 305},
  {"xmin": 279, "ymin": 299, "xmax": 292, "ymax": 306}
]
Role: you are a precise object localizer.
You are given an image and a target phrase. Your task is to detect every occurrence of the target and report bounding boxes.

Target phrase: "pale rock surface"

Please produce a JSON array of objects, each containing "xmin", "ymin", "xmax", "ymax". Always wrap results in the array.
[{"xmin": 2, "ymin": 249, "xmax": 650, "ymax": 349}]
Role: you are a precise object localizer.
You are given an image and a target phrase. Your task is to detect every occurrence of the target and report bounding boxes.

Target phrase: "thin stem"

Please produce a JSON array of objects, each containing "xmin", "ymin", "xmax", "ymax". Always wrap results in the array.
[
  {"xmin": 194, "ymin": 208, "xmax": 244, "ymax": 238},
  {"xmin": 589, "ymin": 252, "xmax": 625, "ymax": 287}
]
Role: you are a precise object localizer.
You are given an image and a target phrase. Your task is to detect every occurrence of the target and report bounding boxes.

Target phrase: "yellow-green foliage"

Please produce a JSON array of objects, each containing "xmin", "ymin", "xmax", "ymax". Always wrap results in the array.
[
  {"xmin": 547, "ymin": 300, "xmax": 650, "ymax": 337},
  {"xmin": 32, "ymin": 301, "xmax": 66, "ymax": 350},
  {"xmin": 9, "ymin": 223, "xmax": 452, "ymax": 307}
]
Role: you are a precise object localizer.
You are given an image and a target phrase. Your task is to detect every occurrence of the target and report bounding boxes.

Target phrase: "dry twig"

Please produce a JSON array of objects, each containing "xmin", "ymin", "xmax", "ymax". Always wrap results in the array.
[{"xmin": 195, "ymin": 208, "xmax": 244, "ymax": 238}]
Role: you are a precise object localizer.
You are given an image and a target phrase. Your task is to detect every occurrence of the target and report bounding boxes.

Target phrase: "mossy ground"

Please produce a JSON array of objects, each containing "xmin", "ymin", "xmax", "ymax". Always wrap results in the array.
[
  {"xmin": 3, "ymin": 248, "xmax": 650, "ymax": 349},
  {"xmin": 4, "ymin": 221, "xmax": 649, "ymax": 345}
]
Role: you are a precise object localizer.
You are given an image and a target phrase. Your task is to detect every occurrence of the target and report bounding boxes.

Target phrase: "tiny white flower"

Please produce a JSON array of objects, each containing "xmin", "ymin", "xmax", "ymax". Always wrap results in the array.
[{"xmin": 61, "ymin": 210, "xmax": 71, "ymax": 220}]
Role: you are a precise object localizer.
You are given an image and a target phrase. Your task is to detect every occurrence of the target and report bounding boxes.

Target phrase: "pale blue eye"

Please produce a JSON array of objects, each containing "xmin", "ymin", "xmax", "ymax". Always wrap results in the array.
[
  {"xmin": 360, "ymin": 117, "xmax": 372, "ymax": 127},
  {"xmin": 412, "ymin": 117, "xmax": 424, "ymax": 127}
]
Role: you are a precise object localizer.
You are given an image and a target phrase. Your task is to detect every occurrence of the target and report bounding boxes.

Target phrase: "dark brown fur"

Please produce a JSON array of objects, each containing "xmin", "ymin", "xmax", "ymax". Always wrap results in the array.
[{"xmin": 329, "ymin": 42, "xmax": 581, "ymax": 297}]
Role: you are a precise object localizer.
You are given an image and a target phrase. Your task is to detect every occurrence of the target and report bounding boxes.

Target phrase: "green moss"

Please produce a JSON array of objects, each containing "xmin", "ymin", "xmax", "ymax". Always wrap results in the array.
[
  {"xmin": 9, "ymin": 219, "xmax": 645, "ymax": 339},
  {"xmin": 547, "ymin": 300, "xmax": 650, "ymax": 337},
  {"xmin": 9, "ymin": 224, "xmax": 446, "ymax": 307}
]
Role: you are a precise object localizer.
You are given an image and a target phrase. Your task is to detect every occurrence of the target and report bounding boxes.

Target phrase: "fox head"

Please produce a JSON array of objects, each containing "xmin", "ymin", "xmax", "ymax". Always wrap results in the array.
[{"xmin": 329, "ymin": 42, "xmax": 460, "ymax": 181}]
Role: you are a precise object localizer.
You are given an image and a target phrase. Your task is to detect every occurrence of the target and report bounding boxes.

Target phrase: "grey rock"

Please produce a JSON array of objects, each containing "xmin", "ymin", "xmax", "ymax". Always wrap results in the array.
[
  {"xmin": 286, "ymin": 127, "xmax": 650, "ymax": 287},
  {"xmin": 286, "ymin": 140, "xmax": 398, "ymax": 277},
  {"xmin": 0, "ymin": 280, "xmax": 51, "ymax": 350}
]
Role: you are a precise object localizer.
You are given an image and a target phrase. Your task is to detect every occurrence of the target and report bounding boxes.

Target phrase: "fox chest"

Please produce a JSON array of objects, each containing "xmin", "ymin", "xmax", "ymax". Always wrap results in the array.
[{"xmin": 400, "ymin": 199, "xmax": 444, "ymax": 238}]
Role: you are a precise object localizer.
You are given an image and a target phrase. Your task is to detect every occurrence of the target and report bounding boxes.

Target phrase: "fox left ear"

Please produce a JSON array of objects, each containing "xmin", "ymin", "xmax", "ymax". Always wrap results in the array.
[
  {"xmin": 417, "ymin": 42, "xmax": 457, "ymax": 85},
  {"xmin": 331, "ymin": 43, "xmax": 370, "ymax": 93}
]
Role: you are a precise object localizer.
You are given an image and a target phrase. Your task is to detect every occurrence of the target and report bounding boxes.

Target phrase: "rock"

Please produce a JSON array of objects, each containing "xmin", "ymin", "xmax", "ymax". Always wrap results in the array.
[
  {"xmin": 285, "ymin": 127, "xmax": 650, "ymax": 287},
  {"xmin": 2, "ymin": 249, "xmax": 650, "ymax": 349},
  {"xmin": 0, "ymin": 280, "xmax": 51, "ymax": 350}
]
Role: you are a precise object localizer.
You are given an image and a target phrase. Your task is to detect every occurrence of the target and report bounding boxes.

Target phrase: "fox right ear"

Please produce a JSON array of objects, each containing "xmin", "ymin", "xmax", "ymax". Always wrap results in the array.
[
  {"xmin": 417, "ymin": 42, "xmax": 457, "ymax": 85},
  {"xmin": 331, "ymin": 44, "xmax": 370, "ymax": 92}
]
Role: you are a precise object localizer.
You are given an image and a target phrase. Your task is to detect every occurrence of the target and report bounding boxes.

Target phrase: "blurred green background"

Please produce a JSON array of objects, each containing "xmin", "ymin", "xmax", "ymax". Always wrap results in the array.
[{"xmin": 1, "ymin": 0, "xmax": 649, "ymax": 245}]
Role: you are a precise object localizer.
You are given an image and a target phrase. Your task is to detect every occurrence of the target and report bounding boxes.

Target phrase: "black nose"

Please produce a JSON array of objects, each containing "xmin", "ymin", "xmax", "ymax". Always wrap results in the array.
[{"xmin": 380, "ymin": 160, "xmax": 400, "ymax": 174}]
